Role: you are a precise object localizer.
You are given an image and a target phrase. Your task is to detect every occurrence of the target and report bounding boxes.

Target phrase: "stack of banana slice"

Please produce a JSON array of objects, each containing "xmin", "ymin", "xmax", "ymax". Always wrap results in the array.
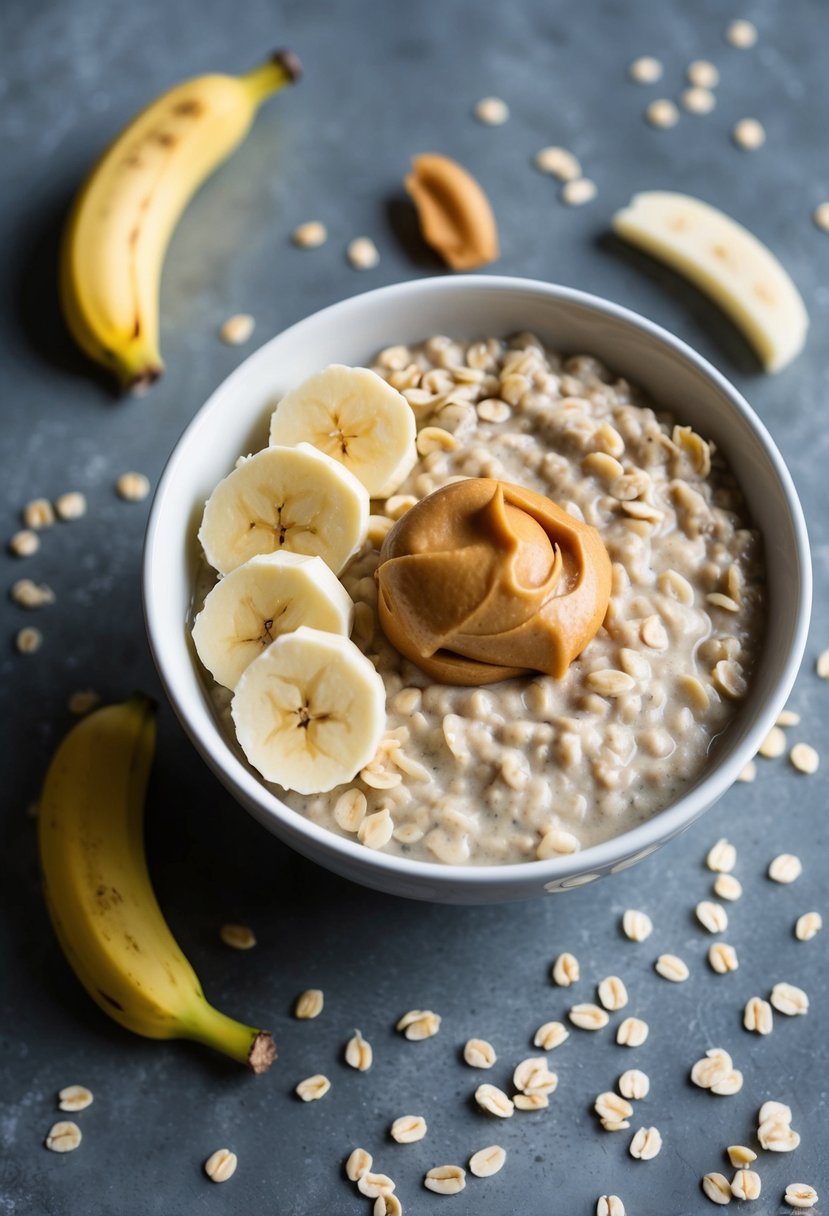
[{"xmin": 194, "ymin": 364, "xmax": 418, "ymax": 795}]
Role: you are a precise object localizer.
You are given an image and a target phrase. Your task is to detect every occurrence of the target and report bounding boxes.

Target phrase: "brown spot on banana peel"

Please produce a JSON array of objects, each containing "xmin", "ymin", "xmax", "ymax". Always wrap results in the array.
[{"xmin": 405, "ymin": 153, "xmax": 499, "ymax": 270}]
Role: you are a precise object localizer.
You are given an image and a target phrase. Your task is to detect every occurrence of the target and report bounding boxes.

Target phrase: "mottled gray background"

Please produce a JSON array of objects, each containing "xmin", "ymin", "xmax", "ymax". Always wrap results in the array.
[{"xmin": 1, "ymin": 0, "xmax": 827, "ymax": 1212}]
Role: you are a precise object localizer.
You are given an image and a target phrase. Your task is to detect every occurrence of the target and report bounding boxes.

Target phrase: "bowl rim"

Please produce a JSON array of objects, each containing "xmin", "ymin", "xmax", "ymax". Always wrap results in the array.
[{"xmin": 143, "ymin": 273, "xmax": 812, "ymax": 889}]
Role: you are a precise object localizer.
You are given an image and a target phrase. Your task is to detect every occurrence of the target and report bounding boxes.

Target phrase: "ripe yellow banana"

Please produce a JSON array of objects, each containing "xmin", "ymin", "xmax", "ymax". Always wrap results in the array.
[
  {"xmin": 39, "ymin": 695, "xmax": 276, "ymax": 1072},
  {"xmin": 60, "ymin": 50, "xmax": 301, "ymax": 393}
]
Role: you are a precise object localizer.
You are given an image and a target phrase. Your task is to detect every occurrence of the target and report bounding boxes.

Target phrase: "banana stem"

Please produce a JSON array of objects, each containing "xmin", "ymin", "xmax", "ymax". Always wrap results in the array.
[
  {"xmin": 184, "ymin": 1001, "xmax": 277, "ymax": 1074},
  {"xmin": 241, "ymin": 49, "xmax": 303, "ymax": 104}
]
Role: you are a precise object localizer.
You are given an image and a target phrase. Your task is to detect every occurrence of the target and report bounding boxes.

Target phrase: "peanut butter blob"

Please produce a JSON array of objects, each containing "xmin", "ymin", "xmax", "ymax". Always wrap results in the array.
[{"xmin": 375, "ymin": 479, "xmax": 612, "ymax": 685}]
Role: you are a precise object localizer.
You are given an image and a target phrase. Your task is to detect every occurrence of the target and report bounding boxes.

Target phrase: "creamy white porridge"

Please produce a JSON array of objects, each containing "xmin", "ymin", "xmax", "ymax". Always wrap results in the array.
[{"xmin": 200, "ymin": 332, "xmax": 764, "ymax": 866}]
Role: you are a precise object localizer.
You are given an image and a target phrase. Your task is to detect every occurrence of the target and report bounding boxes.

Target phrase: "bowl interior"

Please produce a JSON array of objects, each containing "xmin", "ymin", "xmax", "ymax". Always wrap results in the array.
[{"xmin": 144, "ymin": 276, "xmax": 810, "ymax": 895}]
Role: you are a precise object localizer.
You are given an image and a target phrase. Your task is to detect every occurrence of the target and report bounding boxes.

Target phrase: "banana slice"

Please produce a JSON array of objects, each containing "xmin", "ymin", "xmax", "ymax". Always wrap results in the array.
[
  {"xmin": 612, "ymin": 191, "xmax": 809, "ymax": 372},
  {"xmin": 268, "ymin": 365, "xmax": 417, "ymax": 498},
  {"xmin": 199, "ymin": 443, "xmax": 368, "ymax": 576},
  {"xmin": 231, "ymin": 626, "xmax": 386, "ymax": 794},
  {"xmin": 192, "ymin": 552, "xmax": 354, "ymax": 690}
]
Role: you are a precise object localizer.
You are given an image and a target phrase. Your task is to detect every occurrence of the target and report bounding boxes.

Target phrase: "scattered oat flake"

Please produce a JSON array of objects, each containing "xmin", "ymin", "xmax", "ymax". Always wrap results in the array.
[
  {"xmin": 345, "ymin": 1028, "xmax": 373, "ymax": 1071},
  {"xmin": 598, "ymin": 976, "xmax": 628, "ymax": 1011},
  {"xmin": 219, "ymin": 314, "xmax": 255, "ymax": 345},
  {"xmin": 346, "ymin": 1148, "xmax": 373, "ymax": 1181},
  {"xmin": 768, "ymin": 853, "xmax": 802, "ymax": 884},
  {"xmin": 463, "ymin": 1037, "xmax": 497, "ymax": 1067},
  {"xmin": 552, "ymin": 951, "xmax": 580, "ymax": 985},
  {"xmin": 390, "ymin": 1114, "xmax": 427, "ymax": 1143},
  {"xmin": 513, "ymin": 1056, "xmax": 557, "ymax": 1096},
  {"xmin": 569, "ymin": 1003, "xmax": 609, "ymax": 1031},
  {"xmin": 561, "ymin": 178, "xmax": 596, "ymax": 207},
  {"xmin": 790, "ymin": 743, "xmax": 819, "ymax": 774},
  {"xmin": 696, "ymin": 900, "xmax": 728, "ymax": 934},
  {"xmin": 396, "ymin": 1009, "xmax": 440, "ymax": 1040},
  {"xmin": 785, "ymin": 1184, "xmax": 818, "ymax": 1209},
  {"xmin": 622, "ymin": 909, "xmax": 653, "ymax": 941},
  {"xmin": 474, "ymin": 1083, "xmax": 514, "ymax": 1117},
  {"xmin": 595, "ymin": 1092, "xmax": 633, "ymax": 1123},
  {"xmin": 770, "ymin": 982, "xmax": 809, "ymax": 1016},
  {"xmin": 10, "ymin": 578, "xmax": 54, "ymax": 607},
  {"xmin": 727, "ymin": 1145, "xmax": 757, "ymax": 1168},
  {"xmin": 514, "ymin": 1093, "xmax": 548, "ymax": 1110},
  {"xmin": 54, "ymin": 492, "xmax": 86, "ymax": 521},
  {"xmin": 16, "ymin": 626, "xmax": 42, "ymax": 654},
  {"xmin": 597, "ymin": 1196, "xmax": 626, "ymax": 1216},
  {"xmin": 777, "ymin": 709, "xmax": 800, "ymax": 727},
  {"xmin": 116, "ymin": 472, "xmax": 151, "ymax": 502},
  {"xmin": 732, "ymin": 118, "xmax": 765, "ymax": 150},
  {"xmin": 687, "ymin": 60, "xmax": 719, "ymax": 88},
  {"xmin": 731, "ymin": 1169, "xmax": 761, "ymax": 1201},
  {"xmin": 708, "ymin": 942, "xmax": 738, "ymax": 973},
  {"xmin": 22, "ymin": 498, "xmax": 54, "ymax": 529},
  {"xmin": 45, "ymin": 1121, "xmax": 81, "ymax": 1153},
  {"xmin": 736, "ymin": 760, "xmax": 756, "ymax": 782},
  {"xmin": 533, "ymin": 1021, "xmax": 569, "ymax": 1051},
  {"xmin": 347, "ymin": 237, "xmax": 380, "ymax": 270},
  {"xmin": 759, "ymin": 1120, "xmax": 800, "ymax": 1153},
  {"xmin": 630, "ymin": 1126, "xmax": 662, "ymax": 1160},
  {"xmin": 204, "ymin": 1148, "xmax": 237, "ymax": 1182},
  {"xmin": 374, "ymin": 1196, "xmax": 402, "ymax": 1216},
  {"xmin": 681, "ymin": 87, "xmax": 716, "ymax": 115},
  {"xmin": 292, "ymin": 220, "xmax": 327, "ymax": 248},
  {"xmin": 469, "ymin": 1145, "xmax": 506, "ymax": 1178},
  {"xmin": 795, "ymin": 912, "xmax": 822, "ymax": 941},
  {"xmin": 618, "ymin": 1069, "xmax": 649, "ymax": 1100},
  {"xmin": 424, "ymin": 1165, "xmax": 466, "ymax": 1195},
  {"xmin": 758, "ymin": 725, "xmax": 786, "ymax": 758},
  {"xmin": 358, "ymin": 1172, "xmax": 396, "ymax": 1199},
  {"xmin": 617, "ymin": 1017, "xmax": 648, "ymax": 1047},
  {"xmin": 534, "ymin": 146, "xmax": 581, "ymax": 180},
  {"xmin": 294, "ymin": 988, "xmax": 324, "ymax": 1019},
  {"xmin": 691, "ymin": 1048, "xmax": 733, "ymax": 1089},
  {"xmin": 702, "ymin": 1171, "xmax": 732, "ymax": 1205},
  {"xmin": 9, "ymin": 529, "xmax": 39, "ymax": 557},
  {"xmin": 474, "ymin": 97, "xmax": 509, "ymax": 125},
  {"xmin": 219, "ymin": 923, "xmax": 256, "ymax": 950},
  {"xmin": 645, "ymin": 99, "xmax": 679, "ymax": 128},
  {"xmin": 68, "ymin": 689, "xmax": 100, "ymax": 716},
  {"xmin": 814, "ymin": 204, "xmax": 829, "ymax": 233},
  {"xmin": 711, "ymin": 1069, "xmax": 743, "ymax": 1096},
  {"xmin": 714, "ymin": 874, "xmax": 742, "ymax": 901},
  {"xmin": 58, "ymin": 1085, "xmax": 93, "ymax": 1112},
  {"xmin": 655, "ymin": 953, "xmax": 689, "ymax": 982},
  {"xmin": 743, "ymin": 996, "xmax": 773, "ymax": 1035},
  {"xmin": 629, "ymin": 56, "xmax": 663, "ymax": 84},
  {"xmin": 295, "ymin": 1074, "xmax": 331, "ymax": 1101},
  {"xmin": 726, "ymin": 18, "xmax": 757, "ymax": 48},
  {"xmin": 706, "ymin": 838, "xmax": 736, "ymax": 873}
]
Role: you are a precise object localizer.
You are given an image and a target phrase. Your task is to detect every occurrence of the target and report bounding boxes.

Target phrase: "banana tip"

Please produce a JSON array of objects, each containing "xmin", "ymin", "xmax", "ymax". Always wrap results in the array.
[
  {"xmin": 272, "ymin": 48, "xmax": 302, "ymax": 84},
  {"xmin": 249, "ymin": 1031, "xmax": 277, "ymax": 1074},
  {"xmin": 125, "ymin": 365, "xmax": 163, "ymax": 397}
]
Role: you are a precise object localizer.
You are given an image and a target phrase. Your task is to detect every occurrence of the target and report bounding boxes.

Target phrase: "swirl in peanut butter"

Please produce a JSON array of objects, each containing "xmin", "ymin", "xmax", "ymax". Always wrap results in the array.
[{"xmin": 375, "ymin": 478, "xmax": 612, "ymax": 685}]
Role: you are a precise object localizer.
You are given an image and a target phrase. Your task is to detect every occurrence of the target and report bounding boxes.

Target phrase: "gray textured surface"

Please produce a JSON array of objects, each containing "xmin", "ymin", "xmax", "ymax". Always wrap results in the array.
[{"xmin": 1, "ymin": 0, "xmax": 828, "ymax": 1212}]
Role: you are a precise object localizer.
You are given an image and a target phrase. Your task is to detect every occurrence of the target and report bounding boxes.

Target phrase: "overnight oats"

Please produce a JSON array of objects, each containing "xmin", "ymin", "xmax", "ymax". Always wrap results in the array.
[{"xmin": 191, "ymin": 333, "xmax": 765, "ymax": 866}]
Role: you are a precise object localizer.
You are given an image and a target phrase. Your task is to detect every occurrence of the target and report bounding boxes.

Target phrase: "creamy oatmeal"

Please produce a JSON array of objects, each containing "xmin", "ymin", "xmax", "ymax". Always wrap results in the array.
[{"xmin": 201, "ymin": 332, "xmax": 764, "ymax": 866}]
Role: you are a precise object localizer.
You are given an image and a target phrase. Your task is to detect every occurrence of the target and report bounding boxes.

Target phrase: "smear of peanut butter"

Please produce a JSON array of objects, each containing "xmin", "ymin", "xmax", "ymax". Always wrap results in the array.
[
  {"xmin": 405, "ymin": 154, "xmax": 499, "ymax": 271},
  {"xmin": 375, "ymin": 479, "xmax": 612, "ymax": 685}
]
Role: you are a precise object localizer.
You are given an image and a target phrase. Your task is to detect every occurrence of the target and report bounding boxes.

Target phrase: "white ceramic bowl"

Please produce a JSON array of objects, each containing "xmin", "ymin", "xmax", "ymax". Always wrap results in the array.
[{"xmin": 143, "ymin": 276, "xmax": 811, "ymax": 903}]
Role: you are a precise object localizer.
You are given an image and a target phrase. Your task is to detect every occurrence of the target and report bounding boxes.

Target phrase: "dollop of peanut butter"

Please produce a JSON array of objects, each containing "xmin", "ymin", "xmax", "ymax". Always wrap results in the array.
[
  {"xmin": 375, "ymin": 478, "xmax": 612, "ymax": 685},
  {"xmin": 404, "ymin": 154, "xmax": 499, "ymax": 271}
]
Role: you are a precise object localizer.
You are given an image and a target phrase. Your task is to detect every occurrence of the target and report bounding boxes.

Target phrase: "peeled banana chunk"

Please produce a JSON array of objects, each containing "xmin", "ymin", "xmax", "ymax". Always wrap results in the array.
[
  {"xmin": 231, "ymin": 626, "xmax": 387, "ymax": 794},
  {"xmin": 192, "ymin": 552, "xmax": 354, "ymax": 690},
  {"xmin": 612, "ymin": 191, "xmax": 809, "ymax": 372},
  {"xmin": 269, "ymin": 364, "xmax": 417, "ymax": 498},
  {"xmin": 199, "ymin": 442, "xmax": 369, "ymax": 576}
]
